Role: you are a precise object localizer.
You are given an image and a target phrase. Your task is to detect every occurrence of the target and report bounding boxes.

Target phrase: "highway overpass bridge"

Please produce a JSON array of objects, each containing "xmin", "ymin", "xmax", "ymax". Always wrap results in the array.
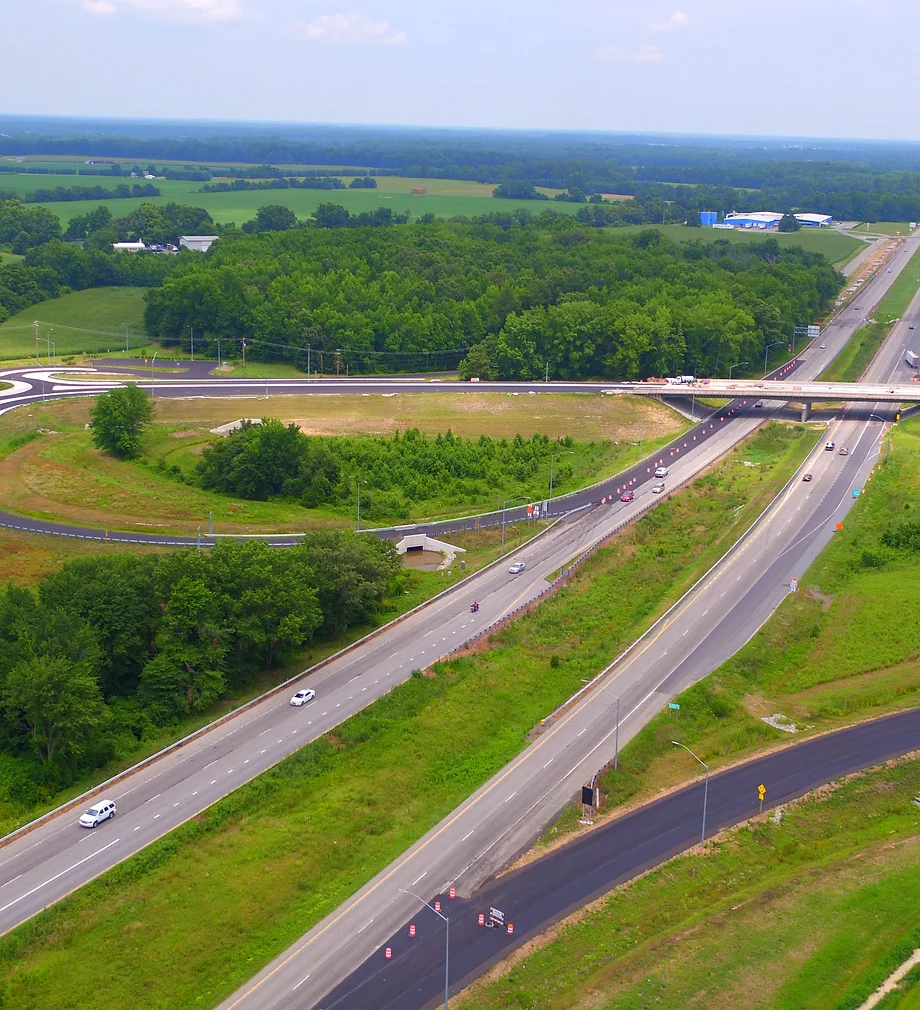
[{"xmin": 605, "ymin": 374, "xmax": 920, "ymax": 420}]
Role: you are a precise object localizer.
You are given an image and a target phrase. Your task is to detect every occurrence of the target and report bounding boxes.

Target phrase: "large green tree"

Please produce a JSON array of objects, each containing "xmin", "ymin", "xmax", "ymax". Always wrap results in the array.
[
  {"xmin": 89, "ymin": 384, "xmax": 155, "ymax": 459},
  {"xmin": 3, "ymin": 657, "xmax": 108, "ymax": 766}
]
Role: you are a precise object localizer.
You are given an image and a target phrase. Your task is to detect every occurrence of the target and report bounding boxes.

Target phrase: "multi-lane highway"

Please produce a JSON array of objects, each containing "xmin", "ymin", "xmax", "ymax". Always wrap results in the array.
[
  {"xmin": 0, "ymin": 230, "xmax": 915, "ymax": 1009},
  {"xmin": 322, "ymin": 707, "xmax": 920, "ymax": 1010},
  {"xmin": 210, "ymin": 236, "xmax": 920, "ymax": 1009}
]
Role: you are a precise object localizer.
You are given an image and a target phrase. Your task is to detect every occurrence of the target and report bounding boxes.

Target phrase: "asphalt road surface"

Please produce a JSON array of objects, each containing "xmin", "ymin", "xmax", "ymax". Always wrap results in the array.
[
  {"xmin": 320, "ymin": 707, "xmax": 920, "ymax": 1010},
  {"xmin": 0, "ymin": 232, "xmax": 914, "ymax": 1005},
  {"xmin": 216, "ymin": 230, "xmax": 920, "ymax": 1010}
]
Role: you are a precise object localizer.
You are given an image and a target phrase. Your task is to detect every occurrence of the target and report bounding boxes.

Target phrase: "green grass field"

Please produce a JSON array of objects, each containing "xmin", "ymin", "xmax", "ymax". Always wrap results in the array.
[
  {"xmin": 856, "ymin": 222, "xmax": 918, "ymax": 236},
  {"xmin": 466, "ymin": 759, "xmax": 920, "ymax": 1010},
  {"xmin": 0, "ymin": 422, "xmax": 816, "ymax": 1010},
  {"xmin": 0, "ymin": 393, "xmax": 686, "ymax": 533},
  {"xmin": 0, "ymin": 287, "xmax": 148, "ymax": 360},
  {"xmin": 13, "ymin": 172, "xmax": 582, "ymax": 227}
]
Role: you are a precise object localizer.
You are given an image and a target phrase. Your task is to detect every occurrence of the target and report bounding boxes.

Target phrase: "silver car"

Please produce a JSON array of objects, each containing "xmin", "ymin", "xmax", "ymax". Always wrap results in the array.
[{"xmin": 509, "ymin": 561, "xmax": 526, "ymax": 574}]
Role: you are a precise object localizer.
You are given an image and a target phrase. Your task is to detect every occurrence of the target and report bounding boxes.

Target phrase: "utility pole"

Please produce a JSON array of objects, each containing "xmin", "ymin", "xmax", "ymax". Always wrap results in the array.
[
  {"xmin": 307, "ymin": 346, "xmax": 311, "ymax": 380},
  {"xmin": 34, "ymin": 320, "xmax": 39, "ymax": 364},
  {"xmin": 190, "ymin": 326, "xmax": 194, "ymax": 361}
]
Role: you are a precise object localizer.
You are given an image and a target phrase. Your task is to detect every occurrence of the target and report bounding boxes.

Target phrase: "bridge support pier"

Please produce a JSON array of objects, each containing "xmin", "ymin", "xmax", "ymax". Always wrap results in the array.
[{"xmin": 800, "ymin": 400, "xmax": 812, "ymax": 422}]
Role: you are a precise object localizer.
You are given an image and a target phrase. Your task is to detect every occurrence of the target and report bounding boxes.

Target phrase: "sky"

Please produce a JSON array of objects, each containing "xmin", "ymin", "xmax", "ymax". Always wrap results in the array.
[{"xmin": 3, "ymin": 0, "xmax": 918, "ymax": 140}]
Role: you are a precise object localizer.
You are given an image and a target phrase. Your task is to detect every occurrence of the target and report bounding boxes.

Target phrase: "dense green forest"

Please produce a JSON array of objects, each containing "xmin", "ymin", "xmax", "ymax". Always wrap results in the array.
[
  {"xmin": 0, "ymin": 536, "xmax": 398, "ymax": 801},
  {"xmin": 144, "ymin": 217, "xmax": 840, "ymax": 380},
  {"xmin": 193, "ymin": 419, "xmax": 584, "ymax": 520}
]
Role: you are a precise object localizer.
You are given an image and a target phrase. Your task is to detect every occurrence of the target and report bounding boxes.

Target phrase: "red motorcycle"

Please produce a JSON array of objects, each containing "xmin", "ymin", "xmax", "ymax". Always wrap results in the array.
[{"xmin": 470, "ymin": 602, "xmax": 480, "ymax": 613}]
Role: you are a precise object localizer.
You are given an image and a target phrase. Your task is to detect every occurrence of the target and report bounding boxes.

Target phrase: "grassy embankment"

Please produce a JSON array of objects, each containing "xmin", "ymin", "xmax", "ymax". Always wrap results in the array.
[
  {"xmin": 857, "ymin": 221, "xmax": 917, "ymax": 236},
  {"xmin": 0, "ymin": 423, "xmax": 817, "ymax": 1010},
  {"xmin": 459, "ymin": 423, "xmax": 920, "ymax": 1009},
  {"xmin": 0, "ymin": 287, "xmax": 148, "ymax": 360},
  {"xmin": 464, "ymin": 759, "xmax": 920, "ymax": 1010},
  {"xmin": 820, "ymin": 243, "xmax": 920, "ymax": 384},
  {"xmin": 0, "ymin": 394, "xmax": 687, "ymax": 535}
]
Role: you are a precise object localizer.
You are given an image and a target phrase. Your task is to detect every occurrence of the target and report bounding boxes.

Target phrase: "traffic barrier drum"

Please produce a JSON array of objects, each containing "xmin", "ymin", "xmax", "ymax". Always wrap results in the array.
[
  {"xmin": 385, "ymin": 947, "xmax": 392, "ymax": 959},
  {"xmin": 507, "ymin": 923, "xmax": 514, "ymax": 935},
  {"xmin": 409, "ymin": 924, "xmax": 416, "ymax": 937},
  {"xmin": 478, "ymin": 913, "xmax": 485, "ymax": 925},
  {"xmin": 449, "ymin": 887, "xmax": 456, "ymax": 899}
]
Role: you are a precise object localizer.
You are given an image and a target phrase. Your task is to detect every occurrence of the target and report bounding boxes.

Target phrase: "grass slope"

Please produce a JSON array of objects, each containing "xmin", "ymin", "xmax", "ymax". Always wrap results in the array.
[
  {"xmin": 0, "ymin": 395, "xmax": 686, "ymax": 533},
  {"xmin": 0, "ymin": 423, "xmax": 816, "ymax": 1010},
  {"xmin": 0, "ymin": 287, "xmax": 148, "ymax": 360},
  {"xmin": 464, "ymin": 758, "xmax": 920, "ymax": 1010}
]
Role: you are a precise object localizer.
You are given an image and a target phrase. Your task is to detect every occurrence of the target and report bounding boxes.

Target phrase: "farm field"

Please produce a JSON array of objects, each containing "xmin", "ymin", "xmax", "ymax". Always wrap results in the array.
[
  {"xmin": 0, "ymin": 424, "xmax": 817, "ymax": 1010},
  {"xmin": 0, "ymin": 393, "xmax": 687, "ymax": 534},
  {"xmin": 0, "ymin": 287, "xmax": 148, "ymax": 359},
  {"xmin": 13, "ymin": 172, "xmax": 582, "ymax": 226}
]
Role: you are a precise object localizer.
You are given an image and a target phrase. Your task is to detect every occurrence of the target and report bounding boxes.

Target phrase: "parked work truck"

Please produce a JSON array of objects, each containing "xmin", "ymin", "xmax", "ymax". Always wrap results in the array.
[{"xmin": 907, "ymin": 350, "xmax": 919, "ymax": 369}]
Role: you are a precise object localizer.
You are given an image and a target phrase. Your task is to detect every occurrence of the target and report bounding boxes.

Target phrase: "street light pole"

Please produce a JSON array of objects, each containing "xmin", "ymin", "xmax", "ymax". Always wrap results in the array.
[
  {"xmin": 763, "ymin": 342, "xmax": 784, "ymax": 378},
  {"xmin": 728, "ymin": 361, "xmax": 748, "ymax": 380},
  {"xmin": 399, "ymin": 889, "xmax": 450, "ymax": 1010},
  {"xmin": 500, "ymin": 495, "xmax": 528, "ymax": 555},
  {"xmin": 672, "ymin": 741, "xmax": 709, "ymax": 846}
]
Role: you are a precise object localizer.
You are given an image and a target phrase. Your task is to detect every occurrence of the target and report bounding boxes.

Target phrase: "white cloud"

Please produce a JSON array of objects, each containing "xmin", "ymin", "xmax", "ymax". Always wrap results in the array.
[
  {"xmin": 650, "ymin": 10, "xmax": 690, "ymax": 32},
  {"xmin": 81, "ymin": 0, "xmax": 245, "ymax": 23},
  {"xmin": 595, "ymin": 44, "xmax": 664, "ymax": 63},
  {"xmin": 287, "ymin": 12, "xmax": 407, "ymax": 45}
]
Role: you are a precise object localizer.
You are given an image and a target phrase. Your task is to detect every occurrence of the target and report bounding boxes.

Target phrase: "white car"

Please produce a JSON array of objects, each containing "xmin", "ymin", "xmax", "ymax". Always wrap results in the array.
[
  {"xmin": 79, "ymin": 799, "xmax": 116, "ymax": 828},
  {"xmin": 290, "ymin": 688, "xmax": 316, "ymax": 707},
  {"xmin": 652, "ymin": 482, "xmax": 666, "ymax": 494},
  {"xmin": 820, "ymin": 343, "xmax": 827, "ymax": 348},
  {"xmin": 654, "ymin": 466, "xmax": 669, "ymax": 478},
  {"xmin": 508, "ymin": 561, "xmax": 526, "ymax": 574}
]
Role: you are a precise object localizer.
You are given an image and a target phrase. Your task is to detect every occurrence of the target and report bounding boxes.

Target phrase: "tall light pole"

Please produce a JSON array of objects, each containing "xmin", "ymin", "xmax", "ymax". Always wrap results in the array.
[
  {"xmin": 500, "ymin": 495, "xmax": 528, "ymax": 555},
  {"xmin": 548, "ymin": 450, "xmax": 575, "ymax": 504},
  {"xmin": 672, "ymin": 741, "xmax": 709, "ymax": 846},
  {"xmin": 399, "ymin": 888, "xmax": 450, "ymax": 1010},
  {"xmin": 763, "ymin": 342, "xmax": 784, "ymax": 378},
  {"xmin": 728, "ymin": 361, "xmax": 748, "ymax": 380}
]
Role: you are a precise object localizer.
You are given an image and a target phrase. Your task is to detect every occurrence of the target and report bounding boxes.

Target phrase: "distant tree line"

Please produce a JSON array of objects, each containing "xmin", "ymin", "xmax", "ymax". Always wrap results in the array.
[
  {"xmin": 0, "ymin": 183, "xmax": 160, "ymax": 204},
  {"xmin": 194, "ymin": 419, "xmax": 582, "ymax": 520},
  {"xmin": 201, "ymin": 176, "xmax": 347, "ymax": 193},
  {"xmin": 0, "ymin": 536, "xmax": 399, "ymax": 802},
  {"xmin": 5, "ymin": 128, "xmax": 920, "ymax": 219},
  {"xmin": 143, "ymin": 215, "xmax": 840, "ymax": 381}
]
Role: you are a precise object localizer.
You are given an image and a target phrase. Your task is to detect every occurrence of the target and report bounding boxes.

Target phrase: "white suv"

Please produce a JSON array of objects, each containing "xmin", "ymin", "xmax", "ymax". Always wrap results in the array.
[
  {"xmin": 79, "ymin": 799, "xmax": 116, "ymax": 829},
  {"xmin": 654, "ymin": 466, "xmax": 669, "ymax": 478}
]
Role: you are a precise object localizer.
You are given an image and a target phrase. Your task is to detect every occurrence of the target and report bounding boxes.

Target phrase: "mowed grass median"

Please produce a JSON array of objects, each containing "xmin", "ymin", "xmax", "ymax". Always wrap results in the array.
[{"xmin": 0, "ymin": 423, "xmax": 816, "ymax": 1010}]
